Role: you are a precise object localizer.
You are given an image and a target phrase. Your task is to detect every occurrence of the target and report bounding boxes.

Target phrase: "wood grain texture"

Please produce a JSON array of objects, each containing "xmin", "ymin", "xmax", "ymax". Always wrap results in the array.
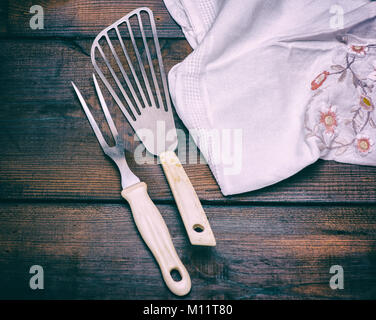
[
  {"xmin": 0, "ymin": 203, "xmax": 375, "ymax": 299},
  {"xmin": 5, "ymin": 0, "xmax": 184, "ymax": 38},
  {"xmin": 1, "ymin": 0, "xmax": 376, "ymax": 301},
  {"xmin": 0, "ymin": 1, "xmax": 7, "ymax": 34},
  {"xmin": 0, "ymin": 39, "xmax": 375, "ymax": 203}
]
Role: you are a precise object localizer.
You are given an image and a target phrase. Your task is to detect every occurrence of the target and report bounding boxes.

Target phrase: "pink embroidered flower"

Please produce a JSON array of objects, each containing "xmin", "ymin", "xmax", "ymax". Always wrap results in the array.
[
  {"xmin": 311, "ymin": 71, "xmax": 330, "ymax": 90},
  {"xmin": 349, "ymin": 45, "xmax": 368, "ymax": 57},
  {"xmin": 320, "ymin": 106, "xmax": 338, "ymax": 134},
  {"xmin": 360, "ymin": 95, "xmax": 374, "ymax": 111},
  {"xmin": 355, "ymin": 134, "xmax": 373, "ymax": 155}
]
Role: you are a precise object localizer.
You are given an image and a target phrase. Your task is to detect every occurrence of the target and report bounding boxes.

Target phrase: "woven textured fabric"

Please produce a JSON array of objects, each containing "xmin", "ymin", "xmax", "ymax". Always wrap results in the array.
[{"xmin": 164, "ymin": 0, "xmax": 376, "ymax": 195}]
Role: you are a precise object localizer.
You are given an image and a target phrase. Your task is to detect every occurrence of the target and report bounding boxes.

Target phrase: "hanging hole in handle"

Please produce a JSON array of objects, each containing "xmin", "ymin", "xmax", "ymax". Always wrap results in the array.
[
  {"xmin": 193, "ymin": 224, "xmax": 204, "ymax": 233},
  {"xmin": 170, "ymin": 268, "xmax": 182, "ymax": 282}
]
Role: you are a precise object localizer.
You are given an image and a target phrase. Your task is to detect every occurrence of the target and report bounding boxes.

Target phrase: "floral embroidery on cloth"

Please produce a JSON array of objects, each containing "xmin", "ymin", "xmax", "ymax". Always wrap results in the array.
[{"xmin": 305, "ymin": 37, "xmax": 376, "ymax": 163}]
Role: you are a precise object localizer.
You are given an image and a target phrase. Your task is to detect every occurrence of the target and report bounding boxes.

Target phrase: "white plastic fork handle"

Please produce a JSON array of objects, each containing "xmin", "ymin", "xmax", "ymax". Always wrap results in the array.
[
  {"xmin": 121, "ymin": 182, "xmax": 191, "ymax": 296},
  {"xmin": 160, "ymin": 151, "xmax": 216, "ymax": 247}
]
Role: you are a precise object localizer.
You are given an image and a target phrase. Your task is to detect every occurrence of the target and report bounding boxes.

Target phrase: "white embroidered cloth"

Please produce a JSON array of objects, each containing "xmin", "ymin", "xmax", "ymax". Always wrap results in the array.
[{"xmin": 163, "ymin": 0, "xmax": 376, "ymax": 195}]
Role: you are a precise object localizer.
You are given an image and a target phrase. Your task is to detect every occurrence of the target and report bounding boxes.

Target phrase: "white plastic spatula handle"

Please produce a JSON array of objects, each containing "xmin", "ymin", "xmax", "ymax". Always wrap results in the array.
[
  {"xmin": 160, "ymin": 151, "xmax": 216, "ymax": 247},
  {"xmin": 121, "ymin": 182, "xmax": 191, "ymax": 296}
]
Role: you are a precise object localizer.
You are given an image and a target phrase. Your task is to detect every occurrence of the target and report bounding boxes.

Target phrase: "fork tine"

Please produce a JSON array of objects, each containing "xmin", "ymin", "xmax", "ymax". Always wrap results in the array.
[
  {"xmin": 92, "ymin": 73, "xmax": 119, "ymax": 140},
  {"xmin": 71, "ymin": 81, "xmax": 110, "ymax": 151}
]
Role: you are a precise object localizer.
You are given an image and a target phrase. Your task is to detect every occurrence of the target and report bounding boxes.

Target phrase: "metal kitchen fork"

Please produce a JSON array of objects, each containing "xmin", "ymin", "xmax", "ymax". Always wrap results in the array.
[{"xmin": 71, "ymin": 74, "xmax": 191, "ymax": 296}]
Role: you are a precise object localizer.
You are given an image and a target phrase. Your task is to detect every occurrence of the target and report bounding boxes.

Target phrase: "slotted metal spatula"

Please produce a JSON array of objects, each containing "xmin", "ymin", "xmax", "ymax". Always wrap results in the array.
[
  {"xmin": 91, "ymin": 7, "xmax": 215, "ymax": 246},
  {"xmin": 72, "ymin": 74, "xmax": 191, "ymax": 296}
]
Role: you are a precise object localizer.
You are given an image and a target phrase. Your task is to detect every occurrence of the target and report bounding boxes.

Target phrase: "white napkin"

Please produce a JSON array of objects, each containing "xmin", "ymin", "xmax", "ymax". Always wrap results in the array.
[{"xmin": 164, "ymin": 0, "xmax": 376, "ymax": 195}]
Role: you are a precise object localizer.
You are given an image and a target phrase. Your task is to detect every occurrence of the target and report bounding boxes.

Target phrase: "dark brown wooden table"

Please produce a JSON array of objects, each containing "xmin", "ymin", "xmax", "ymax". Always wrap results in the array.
[{"xmin": 1, "ymin": 0, "xmax": 375, "ymax": 300}]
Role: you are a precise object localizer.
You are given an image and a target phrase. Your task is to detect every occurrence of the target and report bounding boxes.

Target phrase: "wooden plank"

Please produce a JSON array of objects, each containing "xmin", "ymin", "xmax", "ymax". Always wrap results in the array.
[
  {"xmin": 0, "ymin": 39, "xmax": 375, "ymax": 203},
  {"xmin": 0, "ymin": 203, "xmax": 375, "ymax": 299},
  {"xmin": 0, "ymin": 0, "xmax": 7, "ymax": 34},
  {"xmin": 5, "ymin": 0, "xmax": 184, "ymax": 38}
]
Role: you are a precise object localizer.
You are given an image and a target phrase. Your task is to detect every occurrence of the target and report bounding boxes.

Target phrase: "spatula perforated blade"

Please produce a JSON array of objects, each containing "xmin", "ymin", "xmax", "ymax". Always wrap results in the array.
[{"xmin": 91, "ymin": 7, "xmax": 216, "ymax": 246}]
